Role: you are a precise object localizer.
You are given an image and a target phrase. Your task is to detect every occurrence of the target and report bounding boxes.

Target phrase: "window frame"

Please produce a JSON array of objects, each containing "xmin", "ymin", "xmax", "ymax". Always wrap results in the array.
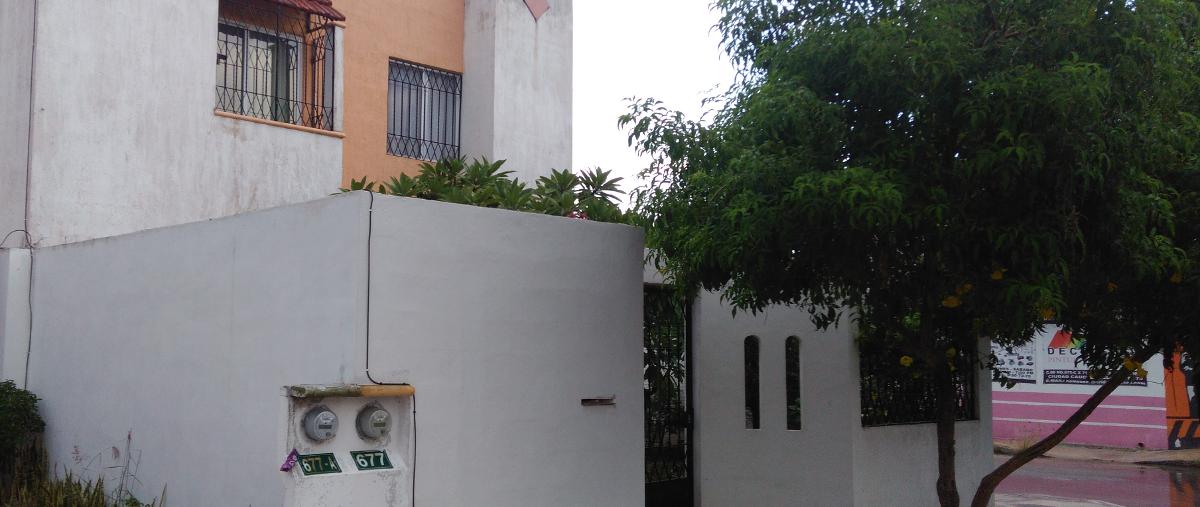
[
  {"xmin": 214, "ymin": 0, "xmax": 337, "ymax": 131},
  {"xmin": 217, "ymin": 20, "xmax": 305, "ymax": 124},
  {"xmin": 387, "ymin": 59, "xmax": 463, "ymax": 161}
]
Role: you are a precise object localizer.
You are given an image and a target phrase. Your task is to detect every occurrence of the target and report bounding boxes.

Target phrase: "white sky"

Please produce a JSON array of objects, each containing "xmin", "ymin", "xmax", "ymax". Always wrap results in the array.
[{"xmin": 572, "ymin": 0, "xmax": 735, "ymax": 201}]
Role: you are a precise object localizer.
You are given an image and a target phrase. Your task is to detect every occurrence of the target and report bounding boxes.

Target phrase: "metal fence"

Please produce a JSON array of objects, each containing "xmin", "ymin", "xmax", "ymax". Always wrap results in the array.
[
  {"xmin": 216, "ymin": 0, "xmax": 336, "ymax": 130},
  {"xmin": 387, "ymin": 60, "xmax": 462, "ymax": 161},
  {"xmin": 643, "ymin": 286, "xmax": 691, "ymax": 489},
  {"xmin": 859, "ymin": 349, "xmax": 979, "ymax": 427}
]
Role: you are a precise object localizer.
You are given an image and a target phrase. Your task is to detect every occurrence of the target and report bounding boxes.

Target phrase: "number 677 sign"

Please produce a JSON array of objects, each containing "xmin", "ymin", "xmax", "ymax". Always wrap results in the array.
[{"xmin": 350, "ymin": 450, "xmax": 394, "ymax": 471}]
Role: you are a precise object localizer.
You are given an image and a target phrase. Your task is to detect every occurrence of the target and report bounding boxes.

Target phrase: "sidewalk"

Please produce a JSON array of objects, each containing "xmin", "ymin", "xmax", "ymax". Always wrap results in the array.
[{"xmin": 994, "ymin": 439, "xmax": 1200, "ymax": 467}]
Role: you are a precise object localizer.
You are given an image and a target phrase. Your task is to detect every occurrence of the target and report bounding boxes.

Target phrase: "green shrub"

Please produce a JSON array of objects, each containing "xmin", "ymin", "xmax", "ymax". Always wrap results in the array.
[
  {"xmin": 0, "ymin": 381, "xmax": 44, "ymax": 478},
  {"xmin": 342, "ymin": 158, "xmax": 629, "ymax": 224}
]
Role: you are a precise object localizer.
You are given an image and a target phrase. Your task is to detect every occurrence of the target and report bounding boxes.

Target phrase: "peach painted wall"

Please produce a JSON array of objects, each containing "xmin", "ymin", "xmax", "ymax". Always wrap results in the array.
[{"xmin": 337, "ymin": 0, "xmax": 464, "ymax": 186}]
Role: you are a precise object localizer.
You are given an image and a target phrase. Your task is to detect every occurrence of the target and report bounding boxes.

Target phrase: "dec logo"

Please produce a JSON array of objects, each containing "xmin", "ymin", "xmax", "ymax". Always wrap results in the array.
[{"xmin": 1046, "ymin": 329, "xmax": 1082, "ymax": 356}]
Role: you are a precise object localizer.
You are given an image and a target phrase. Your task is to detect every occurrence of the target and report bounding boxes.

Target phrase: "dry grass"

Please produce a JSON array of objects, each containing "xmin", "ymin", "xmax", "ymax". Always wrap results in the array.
[{"xmin": 1, "ymin": 443, "xmax": 164, "ymax": 507}]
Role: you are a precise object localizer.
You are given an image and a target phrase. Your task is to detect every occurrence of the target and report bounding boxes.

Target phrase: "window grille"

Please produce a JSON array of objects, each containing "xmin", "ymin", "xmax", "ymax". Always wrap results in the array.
[
  {"xmin": 216, "ymin": 0, "xmax": 336, "ymax": 130},
  {"xmin": 387, "ymin": 60, "xmax": 463, "ymax": 161},
  {"xmin": 859, "ymin": 346, "xmax": 979, "ymax": 427},
  {"xmin": 785, "ymin": 336, "xmax": 802, "ymax": 430},
  {"xmin": 744, "ymin": 336, "xmax": 760, "ymax": 429}
]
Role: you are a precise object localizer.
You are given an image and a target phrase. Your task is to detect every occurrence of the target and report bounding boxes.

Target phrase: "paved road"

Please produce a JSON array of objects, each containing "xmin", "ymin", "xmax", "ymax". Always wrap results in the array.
[{"xmin": 994, "ymin": 456, "xmax": 1200, "ymax": 507}]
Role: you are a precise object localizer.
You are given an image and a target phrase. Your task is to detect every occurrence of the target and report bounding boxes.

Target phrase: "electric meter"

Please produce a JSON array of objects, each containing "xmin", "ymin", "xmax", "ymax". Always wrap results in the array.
[
  {"xmin": 357, "ymin": 406, "xmax": 392, "ymax": 440},
  {"xmin": 302, "ymin": 406, "xmax": 338, "ymax": 441}
]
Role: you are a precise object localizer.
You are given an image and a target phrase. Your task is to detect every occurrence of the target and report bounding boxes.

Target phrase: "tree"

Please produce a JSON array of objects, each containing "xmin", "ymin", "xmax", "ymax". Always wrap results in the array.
[{"xmin": 621, "ymin": 1, "xmax": 1199, "ymax": 505}]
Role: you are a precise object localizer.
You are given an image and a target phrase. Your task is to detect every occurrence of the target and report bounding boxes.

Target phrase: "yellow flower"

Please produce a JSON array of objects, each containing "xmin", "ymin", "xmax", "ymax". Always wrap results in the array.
[
  {"xmin": 1136, "ymin": 367, "xmax": 1148, "ymax": 379},
  {"xmin": 956, "ymin": 283, "xmax": 974, "ymax": 295},
  {"xmin": 942, "ymin": 295, "xmax": 962, "ymax": 308},
  {"xmin": 991, "ymin": 269, "xmax": 1005, "ymax": 281},
  {"xmin": 1170, "ymin": 272, "xmax": 1183, "ymax": 284},
  {"xmin": 945, "ymin": 347, "xmax": 958, "ymax": 359},
  {"xmin": 1106, "ymin": 282, "xmax": 1118, "ymax": 293},
  {"xmin": 1040, "ymin": 308, "xmax": 1055, "ymax": 320},
  {"xmin": 899, "ymin": 355, "xmax": 914, "ymax": 367},
  {"xmin": 1122, "ymin": 357, "xmax": 1140, "ymax": 371}
]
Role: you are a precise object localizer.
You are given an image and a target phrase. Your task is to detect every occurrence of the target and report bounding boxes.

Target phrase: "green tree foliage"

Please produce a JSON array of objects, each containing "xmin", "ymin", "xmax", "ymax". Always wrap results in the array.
[
  {"xmin": 621, "ymin": 1, "xmax": 1199, "ymax": 505},
  {"xmin": 342, "ymin": 158, "xmax": 628, "ymax": 224}
]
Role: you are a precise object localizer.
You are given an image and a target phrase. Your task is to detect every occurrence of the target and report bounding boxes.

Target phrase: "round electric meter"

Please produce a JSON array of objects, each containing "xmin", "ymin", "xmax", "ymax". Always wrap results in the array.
[
  {"xmin": 357, "ymin": 406, "xmax": 392, "ymax": 440},
  {"xmin": 302, "ymin": 406, "xmax": 339, "ymax": 442}
]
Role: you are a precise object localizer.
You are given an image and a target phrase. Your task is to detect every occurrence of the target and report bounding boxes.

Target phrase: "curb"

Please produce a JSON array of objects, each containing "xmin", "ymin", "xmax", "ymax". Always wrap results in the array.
[{"xmin": 993, "ymin": 441, "xmax": 1200, "ymax": 469}]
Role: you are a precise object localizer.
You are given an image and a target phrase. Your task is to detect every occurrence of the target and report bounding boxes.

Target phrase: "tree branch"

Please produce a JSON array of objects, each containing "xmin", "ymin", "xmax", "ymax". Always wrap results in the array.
[{"xmin": 970, "ymin": 348, "xmax": 1157, "ymax": 507}]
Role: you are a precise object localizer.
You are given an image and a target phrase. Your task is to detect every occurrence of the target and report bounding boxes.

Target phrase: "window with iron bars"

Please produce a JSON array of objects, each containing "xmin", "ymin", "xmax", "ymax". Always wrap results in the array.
[
  {"xmin": 860, "ymin": 346, "xmax": 979, "ymax": 427},
  {"xmin": 387, "ymin": 60, "xmax": 462, "ymax": 161},
  {"xmin": 215, "ymin": 0, "xmax": 336, "ymax": 130}
]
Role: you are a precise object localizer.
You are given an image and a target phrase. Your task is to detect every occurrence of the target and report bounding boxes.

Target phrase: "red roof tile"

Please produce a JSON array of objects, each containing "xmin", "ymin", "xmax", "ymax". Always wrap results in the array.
[{"xmin": 267, "ymin": 0, "xmax": 345, "ymax": 21}]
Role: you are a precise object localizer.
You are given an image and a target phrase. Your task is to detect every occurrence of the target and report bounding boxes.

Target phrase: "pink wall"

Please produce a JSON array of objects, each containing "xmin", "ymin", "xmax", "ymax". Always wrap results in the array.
[{"xmin": 992, "ymin": 391, "xmax": 1167, "ymax": 449}]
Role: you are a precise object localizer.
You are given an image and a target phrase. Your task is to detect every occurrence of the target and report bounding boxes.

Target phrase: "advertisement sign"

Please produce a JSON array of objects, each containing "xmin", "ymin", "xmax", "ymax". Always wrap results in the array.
[
  {"xmin": 991, "ymin": 341, "xmax": 1037, "ymax": 384},
  {"xmin": 1041, "ymin": 328, "xmax": 1147, "ymax": 386}
]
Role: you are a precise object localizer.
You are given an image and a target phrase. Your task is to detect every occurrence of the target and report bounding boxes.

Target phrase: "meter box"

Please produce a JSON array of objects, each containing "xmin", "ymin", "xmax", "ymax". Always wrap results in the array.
[{"xmin": 281, "ymin": 384, "xmax": 414, "ymax": 507}]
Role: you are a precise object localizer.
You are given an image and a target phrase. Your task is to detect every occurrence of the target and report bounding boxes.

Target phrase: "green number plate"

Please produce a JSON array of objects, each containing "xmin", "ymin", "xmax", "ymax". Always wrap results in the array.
[
  {"xmin": 350, "ymin": 450, "xmax": 393, "ymax": 471},
  {"xmin": 297, "ymin": 453, "xmax": 342, "ymax": 476}
]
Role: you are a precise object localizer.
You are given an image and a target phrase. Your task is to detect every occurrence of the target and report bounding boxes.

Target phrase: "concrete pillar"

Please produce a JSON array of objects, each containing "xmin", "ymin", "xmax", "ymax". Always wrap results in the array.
[
  {"xmin": 0, "ymin": 248, "xmax": 31, "ymax": 385},
  {"xmin": 462, "ymin": 0, "xmax": 573, "ymax": 183},
  {"xmin": 1, "ymin": 0, "xmax": 36, "ymax": 242}
]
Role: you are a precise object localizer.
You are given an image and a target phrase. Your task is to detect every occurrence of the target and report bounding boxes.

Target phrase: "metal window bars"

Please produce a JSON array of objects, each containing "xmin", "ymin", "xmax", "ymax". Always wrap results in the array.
[
  {"xmin": 216, "ymin": 0, "xmax": 336, "ymax": 130},
  {"xmin": 859, "ymin": 345, "xmax": 979, "ymax": 427},
  {"xmin": 387, "ymin": 60, "xmax": 463, "ymax": 161}
]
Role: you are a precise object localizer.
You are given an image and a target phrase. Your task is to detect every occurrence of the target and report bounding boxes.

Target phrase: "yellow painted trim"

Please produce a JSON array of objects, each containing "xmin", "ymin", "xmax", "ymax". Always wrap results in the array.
[
  {"xmin": 360, "ymin": 385, "xmax": 416, "ymax": 398},
  {"xmin": 287, "ymin": 384, "xmax": 415, "ymax": 398},
  {"xmin": 213, "ymin": 110, "xmax": 346, "ymax": 139}
]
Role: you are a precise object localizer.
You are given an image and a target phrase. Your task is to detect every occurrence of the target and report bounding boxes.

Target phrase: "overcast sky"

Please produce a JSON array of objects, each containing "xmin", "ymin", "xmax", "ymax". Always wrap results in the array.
[{"xmin": 572, "ymin": 0, "xmax": 735, "ymax": 202}]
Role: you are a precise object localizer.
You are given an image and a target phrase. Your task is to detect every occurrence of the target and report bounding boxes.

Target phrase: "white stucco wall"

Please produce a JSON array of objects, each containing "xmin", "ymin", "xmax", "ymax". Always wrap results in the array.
[
  {"xmin": 26, "ymin": 193, "xmax": 644, "ymax": 506},
  {"xmin": 850, "ymin": 339, "xmax": 994, "ymax": 506},
  {"xmin": 366, "ymin": 195, "xmax": 644, "ymax": 506},
  {"xmin": 0, "ymin": 0, "xmax": 35, "ymax": 242},
  {"xmin": 23, "ymin": 0, "xmax": 342, "ymax": 247},
  {"xmin": 463, "ymin": 0, "xmax": 572, "ymax": 182},
  {"xmin": 690, "ymin": 295, "xmax": 858, "ymax": 506},
  {"xmin": 688, "ymin": 293, "xmax": 993, "ymax": 506}
]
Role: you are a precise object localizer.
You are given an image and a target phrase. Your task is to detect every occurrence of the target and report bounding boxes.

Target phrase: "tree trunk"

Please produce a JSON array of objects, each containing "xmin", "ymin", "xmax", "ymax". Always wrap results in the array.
[
  {"xmin": 935, "ymin": 366, "xmax": 960, "ymax": 507},
  {"xmin": 970, "ymin": 350, "xmax": 1154, "ymax": 507}
]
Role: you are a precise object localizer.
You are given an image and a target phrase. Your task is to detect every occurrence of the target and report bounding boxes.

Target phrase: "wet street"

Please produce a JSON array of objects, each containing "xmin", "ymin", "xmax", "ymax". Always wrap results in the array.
[{"xmin": 994, "ymin": 456, "xmax": 1200, "ymax": 506}]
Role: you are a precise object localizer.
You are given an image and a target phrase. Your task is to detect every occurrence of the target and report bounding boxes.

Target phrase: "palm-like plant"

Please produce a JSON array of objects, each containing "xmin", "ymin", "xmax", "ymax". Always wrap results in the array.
[{"xmin": 342, "ymin": 160, "xmax": 626, "ymax": 223}]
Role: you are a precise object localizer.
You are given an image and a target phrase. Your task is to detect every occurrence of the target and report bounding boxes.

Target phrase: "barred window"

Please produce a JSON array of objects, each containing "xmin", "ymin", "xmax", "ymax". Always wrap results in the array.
[
  {"xmin": 388, "ymin": 60, "xmax": 463, "ymax": 161},
  {"xmin": 859, "ymin": 348, "xmax": 978, "ymax": 427},
  {"xmin": 744, "ymin": 336, "xmax": 760, "ymax": 429},
  {"xmin": 216, "ymin": 0, "xmax": 336, "ymax": 130}
]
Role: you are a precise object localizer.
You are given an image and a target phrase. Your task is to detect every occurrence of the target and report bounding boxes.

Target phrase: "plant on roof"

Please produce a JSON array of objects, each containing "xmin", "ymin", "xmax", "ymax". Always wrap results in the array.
[{"xmin": 342, "ymin": 158, "xmax": 629, "ymax": 224}]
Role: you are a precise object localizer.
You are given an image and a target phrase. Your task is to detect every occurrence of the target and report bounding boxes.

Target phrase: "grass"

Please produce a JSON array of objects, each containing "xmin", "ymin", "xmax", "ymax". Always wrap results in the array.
[{"xmin": 1, "ymin": 442, "xmax": 164, "ymax": 507}]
